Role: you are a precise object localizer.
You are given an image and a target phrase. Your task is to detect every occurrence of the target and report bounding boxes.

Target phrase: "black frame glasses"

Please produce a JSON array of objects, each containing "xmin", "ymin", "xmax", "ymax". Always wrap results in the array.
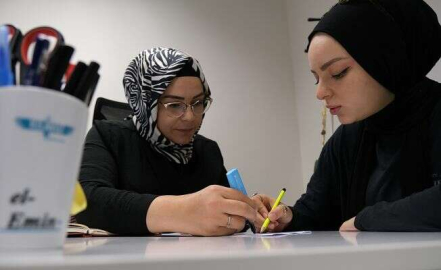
[{"xmin": 159, "ymin": 97, "xmax": 213, "ymax": 118}]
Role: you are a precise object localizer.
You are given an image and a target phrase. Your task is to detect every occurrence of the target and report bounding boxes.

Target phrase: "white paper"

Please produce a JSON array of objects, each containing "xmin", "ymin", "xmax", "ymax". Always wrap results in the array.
[{"xmin": 232, "ymin": 231, "xmax": 312, "ymax": 238}]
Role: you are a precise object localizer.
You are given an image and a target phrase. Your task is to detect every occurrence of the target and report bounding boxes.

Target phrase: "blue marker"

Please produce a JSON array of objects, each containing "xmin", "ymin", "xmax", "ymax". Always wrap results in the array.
[
  {"xmin": 227, "ymin": 168, "xmax": 248, "ymax": 195},
  {"xmin": 0, "ymin": 25, "xmax": 13, "ymax": 86},
  {"xmin": 226, "ymin": 168, "xmax": 256, "ymax": 233},
  {"xmin": 22, "ymin": 36, "xmax": 49, "ymax": 86}
]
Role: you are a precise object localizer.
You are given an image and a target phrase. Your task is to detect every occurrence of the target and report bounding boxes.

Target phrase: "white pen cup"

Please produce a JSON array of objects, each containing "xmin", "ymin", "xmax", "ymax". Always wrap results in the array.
[{"xmin": 0, "ymin": 86, "xmax": 88, "ymax": 249}]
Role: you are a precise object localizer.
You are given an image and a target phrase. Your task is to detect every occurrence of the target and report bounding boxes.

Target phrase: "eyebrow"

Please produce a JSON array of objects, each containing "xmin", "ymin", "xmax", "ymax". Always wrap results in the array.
[
  {"xmin": 161, "ymin": 95, "xmax": 184, "ymax": 100},
  {"xmin": 161, "ymin": 92, "xmax": 205, "ymax": 101},
  {"xmin": 319, "ymin": 57, "xmax": 348, "ymax": 71},
  {"xmin": 191, "ymin": 92, "xmax": 205, "ymax": 99}
]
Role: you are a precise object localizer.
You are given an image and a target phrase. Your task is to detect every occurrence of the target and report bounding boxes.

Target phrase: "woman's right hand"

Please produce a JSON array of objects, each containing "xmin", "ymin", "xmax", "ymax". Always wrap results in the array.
[
  {"xmin": 147, "ymin": 185, "xmax": 257, "ymax": 236},
  {"xmin": 251, "ymin": 193, "xmax": 293, "ymax": 233}
]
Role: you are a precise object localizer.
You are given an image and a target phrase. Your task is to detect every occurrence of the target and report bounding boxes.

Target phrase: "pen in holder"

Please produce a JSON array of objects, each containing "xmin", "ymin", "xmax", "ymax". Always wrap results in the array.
[{"xmin": 0, "ymin": 86, "xmax": 88, "ymax": 249}]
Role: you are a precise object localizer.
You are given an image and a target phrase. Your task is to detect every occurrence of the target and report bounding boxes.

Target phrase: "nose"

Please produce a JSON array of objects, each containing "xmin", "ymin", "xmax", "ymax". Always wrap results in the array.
[
  {"xmin": 181, "ymin": 105, "xmax": 195, "ymax": 121},
  {"xmin": 316, "ymin": 82, "xmax": 332, "ymax": 101}
]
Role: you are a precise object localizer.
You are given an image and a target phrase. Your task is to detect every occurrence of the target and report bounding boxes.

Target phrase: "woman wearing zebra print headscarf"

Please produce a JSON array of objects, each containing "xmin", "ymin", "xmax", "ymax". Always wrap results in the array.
[{"xmin": 76, "ymin": 47, "xmax": 257, "ymax": 236}]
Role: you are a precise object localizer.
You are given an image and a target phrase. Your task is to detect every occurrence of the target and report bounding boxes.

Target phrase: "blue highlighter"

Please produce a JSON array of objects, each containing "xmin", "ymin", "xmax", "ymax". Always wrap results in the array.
[
  {"xmin": 227, "ymin": 168, "xmax": 248, "ymax": 195},
  {"xmin": 226, "ymin": 168, "xmax": 256, "ymax": 233},
  {"xmin": 0, "ymin": 26, "xmax": 13, "ymax": 86}
]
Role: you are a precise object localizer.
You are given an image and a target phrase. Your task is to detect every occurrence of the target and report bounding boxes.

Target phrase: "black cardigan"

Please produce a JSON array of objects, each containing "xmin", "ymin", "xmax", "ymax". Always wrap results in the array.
[
  {"xmin": 286, "ymin": 96, "xmax": 441, "ymax": 232},
  {"xmin": 76, "ymin": 120, "xmax": 229, "ymax": 235}
]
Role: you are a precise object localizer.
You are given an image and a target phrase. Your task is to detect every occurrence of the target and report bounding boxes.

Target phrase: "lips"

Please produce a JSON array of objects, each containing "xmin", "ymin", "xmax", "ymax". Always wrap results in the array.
[
  {"xmin": 327, "ymin": 105, "xmax": 341, "ymax": 115},
  {"xmin": 175, "ymin": 128, "xmax": 194, "ymax": 133}
]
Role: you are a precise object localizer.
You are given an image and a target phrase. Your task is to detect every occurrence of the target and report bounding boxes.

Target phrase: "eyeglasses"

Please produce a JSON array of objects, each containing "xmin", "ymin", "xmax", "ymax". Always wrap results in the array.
[{"xmin": 159, "ymin": 97, "xmax": 213, "ymax": 118}]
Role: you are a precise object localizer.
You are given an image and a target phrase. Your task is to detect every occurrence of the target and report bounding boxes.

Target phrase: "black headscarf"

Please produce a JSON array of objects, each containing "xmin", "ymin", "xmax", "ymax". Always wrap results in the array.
[{"xmin": 306, "ymin": 0, "xmax": 441, "ymax": 220}]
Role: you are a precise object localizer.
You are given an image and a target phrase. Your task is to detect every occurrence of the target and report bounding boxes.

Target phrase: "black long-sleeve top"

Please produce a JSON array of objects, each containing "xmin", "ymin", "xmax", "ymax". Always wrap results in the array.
[
  {"xmin": 75, "ymin": 119, "xmax": 229, "ymax": 235},
  {"xmin": 287, "ymin": 97, "xmax": 441, "ymax": 232}
]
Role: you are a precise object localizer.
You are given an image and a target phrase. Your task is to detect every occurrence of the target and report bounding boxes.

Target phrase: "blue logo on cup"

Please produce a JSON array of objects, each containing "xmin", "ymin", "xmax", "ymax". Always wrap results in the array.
[{"xmin": 15, "ymin": 116, "xmax": 74, "ymax": 142}]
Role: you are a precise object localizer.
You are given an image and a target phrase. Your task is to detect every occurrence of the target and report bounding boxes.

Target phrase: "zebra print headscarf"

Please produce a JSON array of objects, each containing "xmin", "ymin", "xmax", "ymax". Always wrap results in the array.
[{"xmin": 123, "ymin": 47, "xmax": 211, "ymax": 164}]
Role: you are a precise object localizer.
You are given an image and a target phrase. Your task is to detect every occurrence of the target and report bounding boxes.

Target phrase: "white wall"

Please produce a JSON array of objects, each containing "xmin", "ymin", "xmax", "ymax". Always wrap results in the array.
[
  {"xmin": 286, "ymin": 0, "xmax": 441, "ymax": 188},
  {"xmin": 425, "ymin": 0, "xmax": 441, "ymax": 81},
  {"xmin": 0, "ymin": 0, "xmax": 304, "ymax": 202}
]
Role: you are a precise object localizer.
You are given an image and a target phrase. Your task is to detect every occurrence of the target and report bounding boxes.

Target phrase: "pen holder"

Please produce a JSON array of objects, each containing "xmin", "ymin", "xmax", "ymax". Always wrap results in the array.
[{"xmin": 0, "ymin": 86, "xmax": 88, "ymax": 249}]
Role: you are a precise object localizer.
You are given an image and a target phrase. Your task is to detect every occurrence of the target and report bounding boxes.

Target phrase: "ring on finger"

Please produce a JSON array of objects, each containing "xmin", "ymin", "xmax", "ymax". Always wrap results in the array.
[
  {"xmin": 252, "ymin": 193, "xmax": 263, "ymax": 203},
  {"xmin": 283, "ymin": 205, "xmax": 288, "ymax": 217},
  {"xmin": 226, "ymin": 215, "xmax": 232, "ymax": 228}
]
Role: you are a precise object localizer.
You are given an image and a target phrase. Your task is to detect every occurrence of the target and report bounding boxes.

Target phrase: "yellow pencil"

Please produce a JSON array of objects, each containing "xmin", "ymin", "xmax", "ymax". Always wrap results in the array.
[{"xmin": 260, "ymin": 188, "xmax": 286, "ymax": 233}]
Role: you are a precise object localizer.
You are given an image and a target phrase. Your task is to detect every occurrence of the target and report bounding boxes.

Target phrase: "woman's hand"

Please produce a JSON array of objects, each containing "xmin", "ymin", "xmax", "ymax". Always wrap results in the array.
[
  {"xmin": 251, "ymin": 193, "xmax": 293, "ymax": 233},
  {"xmin": 147, "ymin": 185, "xmax": 257, "ymax": 236},
  {"xmin": 339, "ymin": 217, "xmax": 359, "ymax": 232}
]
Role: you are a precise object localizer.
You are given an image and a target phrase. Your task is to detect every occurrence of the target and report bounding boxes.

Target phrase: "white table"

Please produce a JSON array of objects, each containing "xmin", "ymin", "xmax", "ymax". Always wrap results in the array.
[{"xmin": 1, "ymin": 231, "xmax": 441, "ymax": 270}]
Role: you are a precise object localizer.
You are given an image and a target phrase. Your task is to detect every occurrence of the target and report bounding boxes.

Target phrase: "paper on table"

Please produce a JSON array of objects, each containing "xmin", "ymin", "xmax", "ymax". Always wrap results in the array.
[
  {"xmin": 232, "ymin": 231, "xmax": 312, "ymax": 238},
  {"xmin": 158, "ymin": 231, "xmax": 312, "ymax": 238},
  {"xmin": 160, "ymin": 233, "xmax": 193, "ymax": 237}
]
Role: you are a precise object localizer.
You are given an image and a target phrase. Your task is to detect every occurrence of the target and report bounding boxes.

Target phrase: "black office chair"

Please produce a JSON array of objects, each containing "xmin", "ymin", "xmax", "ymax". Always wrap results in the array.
[{"xmin": 93, "ymin": 97, "xmax": 133, "ymax": 121}]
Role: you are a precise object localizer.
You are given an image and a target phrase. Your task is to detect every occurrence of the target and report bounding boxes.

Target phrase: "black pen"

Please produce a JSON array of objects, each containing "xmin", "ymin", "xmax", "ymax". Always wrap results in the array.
[
  {"xmin": 73, "ymin": 61, "xmax": 100, "ymax": 102},
  {"xmin": 63, "ymin": 61, "xmax": 87, "ymax": 95},
  {"xmin": 41, "ymin": 45, "xmax": 74, "ymax": 90},
  {"xmin": 85, "ymin": 73, "xmax": 100, "ymax": 106}
]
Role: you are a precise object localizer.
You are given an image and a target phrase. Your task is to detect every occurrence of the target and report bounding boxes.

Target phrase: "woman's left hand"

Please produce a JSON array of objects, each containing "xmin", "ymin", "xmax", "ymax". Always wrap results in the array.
[{"xmin": 339, "ymin": 217, "xmax": 359, "ymax": 232}]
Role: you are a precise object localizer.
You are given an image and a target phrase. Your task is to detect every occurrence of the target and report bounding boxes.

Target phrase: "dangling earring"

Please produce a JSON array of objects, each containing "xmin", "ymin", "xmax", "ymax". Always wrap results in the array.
[{"xmin": 321, "ymin": 103, "xmax": 327, "ymax": 147}]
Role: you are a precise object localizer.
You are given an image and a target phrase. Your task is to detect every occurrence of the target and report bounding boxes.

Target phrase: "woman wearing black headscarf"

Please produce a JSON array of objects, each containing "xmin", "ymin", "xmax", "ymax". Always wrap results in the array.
[
  {"xmin": 253, "ymin": 0, "xmax": 441, "ymax": 232},
  {"xmin": 76, "ymin": 47, "xmax": 257, "ymax": 236}
]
